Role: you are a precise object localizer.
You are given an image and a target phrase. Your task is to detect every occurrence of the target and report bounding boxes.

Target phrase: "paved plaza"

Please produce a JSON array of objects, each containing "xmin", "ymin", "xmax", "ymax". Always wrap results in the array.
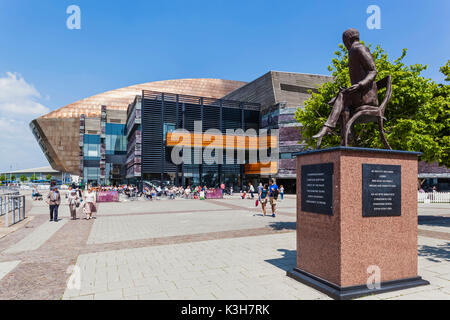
[{"xmin": 0, "ymin": 193, "xmax": 448, "ymax": 300}]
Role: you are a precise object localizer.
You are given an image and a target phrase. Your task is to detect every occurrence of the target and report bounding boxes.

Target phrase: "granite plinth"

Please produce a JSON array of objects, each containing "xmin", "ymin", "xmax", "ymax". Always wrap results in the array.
[{"xmin": 289, "ymin": 147, "xmax": 429, "ymax": 299}]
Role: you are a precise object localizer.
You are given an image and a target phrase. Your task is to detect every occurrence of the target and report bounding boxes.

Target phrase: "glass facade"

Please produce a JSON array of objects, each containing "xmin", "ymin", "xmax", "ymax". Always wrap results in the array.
[
  {"xmin": 80, "ymin": 91, "xmax": 269, "ymax": 188},
  {"xmin": 83, "ymin": 167, "xmax": 100, "ymax": 181},
  {"xmin": 82, "ymin": 124, "xmax": 127, "ymax": 185},
  {"xmin": 83, "ymin": 135, "xmax": 101, "ymax": 160},
  {"xmin": 83, "ymin": 134, "xmax": 101, "ymax": 183},
  {"xmin": 106, "ymin": 123, "xmax": 127, "ymax": 155},
  {"xmin": 139, "ymin": 90, "xmax": 264, "ymax": 190}
]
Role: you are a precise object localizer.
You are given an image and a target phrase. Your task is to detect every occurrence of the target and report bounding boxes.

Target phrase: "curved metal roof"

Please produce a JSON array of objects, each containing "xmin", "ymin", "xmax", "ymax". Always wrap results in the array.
[{"xmin": 40, "ymin": 78, "xmax": 247, "ymax": 119}]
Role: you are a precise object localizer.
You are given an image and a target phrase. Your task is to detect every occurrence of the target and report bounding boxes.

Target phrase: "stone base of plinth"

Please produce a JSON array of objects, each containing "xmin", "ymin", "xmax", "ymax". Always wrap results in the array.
[
  {"xmin": 289, "ymin": 147, "xmax": 429, "ymax": 300},
  {"xmin": 287, "ymin": 268, "xmax": 429, "ymax": 300}
]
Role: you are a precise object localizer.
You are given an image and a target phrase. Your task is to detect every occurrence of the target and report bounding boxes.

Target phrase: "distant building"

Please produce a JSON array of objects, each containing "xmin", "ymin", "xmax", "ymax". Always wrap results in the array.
[
  {"xmin": 32, "ymin": 71, "xmax": 449, "ymax": 192},
  {"xmin": 5, "ymin": 166, "xmax": 69, "ymax": 183},
  {"xmin": 419, "ymin": 162, "xmax": 450, "ymax": 191},
  {"xmin": 30, "ymin": 73, "xmax": 331, "ymax": 192}
]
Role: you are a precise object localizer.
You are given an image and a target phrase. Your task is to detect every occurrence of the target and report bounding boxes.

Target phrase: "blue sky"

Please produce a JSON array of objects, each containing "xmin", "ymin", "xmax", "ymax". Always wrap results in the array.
[{"xmin": 0, "ymin": 0, "xmax": 449, "ymax": 172}]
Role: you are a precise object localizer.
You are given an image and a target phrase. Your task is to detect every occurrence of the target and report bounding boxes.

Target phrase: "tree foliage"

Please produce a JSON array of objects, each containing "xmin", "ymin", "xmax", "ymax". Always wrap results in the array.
[
  {"xmin": 46, "ymin": 174, "xmax": 52, "ymax": 181},
  {"xmin": 30, "ymin": 173, "xmax": 38, "ymax": 181},
  {"xmin": 294, "ymin": 44, "xmax": 449, "ymax": 167},
  {"xmin": 20, "ymin": 174, "xmax": 28, "ymax": 182}
]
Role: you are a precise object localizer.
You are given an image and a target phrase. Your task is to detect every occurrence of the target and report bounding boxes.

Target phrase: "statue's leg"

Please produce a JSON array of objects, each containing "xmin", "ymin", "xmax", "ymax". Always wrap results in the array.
[
  {"xmin": 340, "ymin": 106, "xmax": 350, "ymax": 146},
  {"xmin": 313, "ymin": 92, "xmax": 345, "ymax": 148},
  {"xmin": 324, "ymin": 92, "xmax": 345, "ymax": 129},
  {"xmin": 378, "ymin": 118, "xmax": 392, "ymax": 150}
]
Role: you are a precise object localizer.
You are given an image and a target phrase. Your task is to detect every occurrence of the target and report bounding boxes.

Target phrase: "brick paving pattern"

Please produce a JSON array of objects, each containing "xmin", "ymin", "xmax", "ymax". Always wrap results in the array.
[{"xmin": 0, "ymin": 193, "xmax": 448, "ymax": 300}]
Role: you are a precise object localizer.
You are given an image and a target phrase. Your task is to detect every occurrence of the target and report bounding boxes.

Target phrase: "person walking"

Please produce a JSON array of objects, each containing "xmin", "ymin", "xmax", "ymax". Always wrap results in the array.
[
  {"xmin": 279, "ymin": 185, "xmax": 285, "ymax": 201},
  {"xmin": 46, "ymin": 186, "xmax": 61, "ymax": 222},
  {"xmin": 260, "ymin": 184, "xmax": 269, "ymax": 216},
  {"xmin": 268, "ymin": 179, "xmax": 279, "ymax": 217},
  {"xmin": 67, "ymin": 187, "xmax": 80, "ymax": 220},
  {"xmin": 249, "ymin": 183, "xmax": 255, "ymax": 199},
  {"xmin": 83, "ymin": 188, "xmax": 97, "ymax": 220},
  {"xmin": 257, "ymin": 183, "xmax": 263, "ymax": 200}
]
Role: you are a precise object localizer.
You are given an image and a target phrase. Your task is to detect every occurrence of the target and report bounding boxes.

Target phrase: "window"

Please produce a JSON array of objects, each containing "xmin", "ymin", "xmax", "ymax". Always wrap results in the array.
[
  {"xmin": 83, "ymin": 167, "xmax": 100, "ymax": 179},
  {"xmin": 105, "ymin": 124, "xmax": 127, "ymax": 155},
  {"xmin": 163, "ymin": 123, "xmax": 176, "ymax": 141},
  {"xmin": 106, "ymin": 123, "xmax": 125, "ymax": 135},
  {"xmin": 280, "ymin": 153, "xmax": 293, "ymax": 159},
  {"xmin": 106, "ymin": 135, "xmax": 126, "ymax": 154},
  {"xmin": 83, "ymin": 134, "xmax": 100, "ymax": 160}
]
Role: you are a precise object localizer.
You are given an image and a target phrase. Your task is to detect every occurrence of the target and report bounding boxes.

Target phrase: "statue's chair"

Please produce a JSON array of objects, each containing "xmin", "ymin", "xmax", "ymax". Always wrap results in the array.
[{"xmin": 341, "ymin": 75, "xmax": 392, "ymax": 149}]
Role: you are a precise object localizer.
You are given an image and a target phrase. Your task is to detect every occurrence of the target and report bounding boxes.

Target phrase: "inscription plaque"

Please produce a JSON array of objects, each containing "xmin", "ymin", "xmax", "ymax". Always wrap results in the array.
[
  {"xmin": 362, "ymin": 164, "xmax": 401, "ymax": 217},
  {"xmin": 301, "ymin": 163, "xmax": 333, "ymax": 215}
]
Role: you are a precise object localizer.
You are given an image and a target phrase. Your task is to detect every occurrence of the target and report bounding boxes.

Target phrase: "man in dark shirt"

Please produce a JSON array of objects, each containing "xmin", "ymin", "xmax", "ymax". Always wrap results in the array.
[
  {"xmin": 268, "ymin": 179, "xmax": 279, "ymax": 217},
  {"xmin": 46, "ymin": 186, "xmax": 61, "ymax": 222},
  {"xmin": 313, "ymin": 28, "xmax": 378, "ymax": 147}
]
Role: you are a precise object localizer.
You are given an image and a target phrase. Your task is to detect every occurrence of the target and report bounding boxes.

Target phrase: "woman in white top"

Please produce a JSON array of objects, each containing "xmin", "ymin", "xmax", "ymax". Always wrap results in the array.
[
  {"xmin": 67, "ymin": 187, "xmax": 80, "ymax": 220},
  {"xmin": 83, "ymin": 188, "xmax": 97, "ymax": 220}
]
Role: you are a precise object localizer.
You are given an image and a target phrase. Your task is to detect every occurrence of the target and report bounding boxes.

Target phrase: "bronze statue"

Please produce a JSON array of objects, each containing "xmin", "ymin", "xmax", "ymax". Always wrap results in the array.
[{"xmin": 313, "ymin": 28, "xmax": 392, "ymax": 150}]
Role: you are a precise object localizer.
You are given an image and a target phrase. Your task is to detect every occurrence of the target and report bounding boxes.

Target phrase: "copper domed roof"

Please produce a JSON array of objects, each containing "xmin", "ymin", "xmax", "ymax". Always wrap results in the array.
[{"xmin": 41, "ymin": 78, "xmax": 247, "ymax": 119}]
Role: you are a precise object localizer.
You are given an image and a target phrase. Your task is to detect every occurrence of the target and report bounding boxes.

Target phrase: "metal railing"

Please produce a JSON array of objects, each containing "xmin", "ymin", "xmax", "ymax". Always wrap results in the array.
[
  {"xmin": 0, "ymin": 195, "xmax": 26, "ymax": 227},
  {"xmin": 0, "ymin": 185, "xmax": 19, "ymax": 195},
  {"xmin": 418, "ymin": 192, "xmax": 450, "ymax": 203}
]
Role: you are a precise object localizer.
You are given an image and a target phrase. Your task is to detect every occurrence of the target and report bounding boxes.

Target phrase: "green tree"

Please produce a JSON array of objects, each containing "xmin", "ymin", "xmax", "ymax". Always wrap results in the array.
[
  {"xmin": 20, "ymin": 174, "xmax": 28, "ymax": 182},
  {"xmin": 0, "ymin": 175, "xmax": 6, "ymax": 184},
  {"xmin": 294, "ymin": 45, "xmax": 449, "ymax": 167},
  {"xmin": 10, "ymin": 174, "xmax": 16, "ymax": 181},
  {"xmin": 46, "ymin": 174, "xmax": 52, "ymax": 181},
  {"xmin": 30, "ymin": 173, "xmax": 38, "ymax": 181}
]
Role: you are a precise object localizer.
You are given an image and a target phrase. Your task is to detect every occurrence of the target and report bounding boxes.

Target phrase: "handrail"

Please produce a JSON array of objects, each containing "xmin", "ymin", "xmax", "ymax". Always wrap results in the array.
[{"xmin": 0, "ymin": 195, "xmax": 26, "ymax": 227}]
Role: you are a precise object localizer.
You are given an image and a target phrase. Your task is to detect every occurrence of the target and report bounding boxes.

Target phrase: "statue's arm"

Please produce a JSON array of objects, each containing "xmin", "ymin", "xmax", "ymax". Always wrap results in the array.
[{"xmin": 357, "ymin": 46, "xmax": 377, "ymax": 89}]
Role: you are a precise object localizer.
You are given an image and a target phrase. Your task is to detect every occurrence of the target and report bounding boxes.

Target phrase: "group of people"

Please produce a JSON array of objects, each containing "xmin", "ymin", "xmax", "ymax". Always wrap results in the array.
[
  {"xmin": 241, "ymin": 182, "xmax": 284, "ymax": 201},
  {"xmin": 255, "ymin": 180, "xmax": 281, "ymax": 217},
  {"xmin": 143, "ymin": 185, "xmax": 217, "ymax": 200},
  {"xmin": 45, "ymin": 185, "xmax": 97, "ymax": 222},
  {"xmin": 40, "ymin": 179, "xmax": 285, "ymax": 221},
  {"xmin": 418, "ymin": 186, "xmax": 439, "ymax": 193}
]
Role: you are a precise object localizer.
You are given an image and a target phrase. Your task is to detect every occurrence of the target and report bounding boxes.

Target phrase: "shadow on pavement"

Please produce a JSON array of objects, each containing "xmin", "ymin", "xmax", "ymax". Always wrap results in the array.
[
  {"xmin": 418, "ymin": 242, "xmax": 450, "ymax": 262},
  {"xmin": 265, "ymin": 248, "xmax": 297, "ymax": 272},
  {"xmin": 418, "ymin": 216, "xmax": 450, "ymax": 228},
  {"xmin": 268, "ymin": 221, "xmax": 296, "ymax": 231}
]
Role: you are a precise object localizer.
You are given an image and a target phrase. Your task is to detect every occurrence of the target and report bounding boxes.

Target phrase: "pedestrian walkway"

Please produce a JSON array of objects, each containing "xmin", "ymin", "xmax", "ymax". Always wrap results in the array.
[
  {"xmin": 0, "ymin": 260, "xmax": 20, "ymax": 281},
  {"xmin": 0, "ymin": 196, "xmax": 448, "ymax": 300},
  {"xmin": 87, "ymin": 209, "xmax": 294, "ymax": 244},
  {"xmin": 4, "ymin": 220, "xmax": 67, "ymax": 254},
  {"xmin": 64, "ymin": 233, "xmax": 330, "ymax": 300}
]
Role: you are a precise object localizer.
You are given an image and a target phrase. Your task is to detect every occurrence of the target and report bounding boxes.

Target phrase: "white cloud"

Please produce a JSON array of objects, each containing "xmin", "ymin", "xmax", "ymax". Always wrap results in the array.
[
  {"xmin": 0, "ymin": 73, "xmax": 50, "ymax": 172},
  {"xmin": 0, "ymin": 72, "xmax": 49, "ymax": 118}
]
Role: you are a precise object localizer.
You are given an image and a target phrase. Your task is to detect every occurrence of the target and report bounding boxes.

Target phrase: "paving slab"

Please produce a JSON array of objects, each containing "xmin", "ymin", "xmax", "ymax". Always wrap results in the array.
[
  {"xmin": 4, "ymin": 219, "xmax": 68, "ymax": 253},
  {"xmin": 0, "ymin": 260, "xmax": 20, "ymax": 281}
]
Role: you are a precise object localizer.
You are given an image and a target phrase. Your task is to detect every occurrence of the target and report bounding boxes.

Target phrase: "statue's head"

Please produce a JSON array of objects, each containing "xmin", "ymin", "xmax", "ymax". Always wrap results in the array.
[{"xmin": 342, "ymin": 28, "xmax": 360, "ymax": 50}]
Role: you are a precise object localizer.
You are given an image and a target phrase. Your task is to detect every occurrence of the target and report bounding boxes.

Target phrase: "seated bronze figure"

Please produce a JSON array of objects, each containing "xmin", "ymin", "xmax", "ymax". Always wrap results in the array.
[{"xmin": 313, "ymin": 28, "xmax": 392, "ymax": 150}]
